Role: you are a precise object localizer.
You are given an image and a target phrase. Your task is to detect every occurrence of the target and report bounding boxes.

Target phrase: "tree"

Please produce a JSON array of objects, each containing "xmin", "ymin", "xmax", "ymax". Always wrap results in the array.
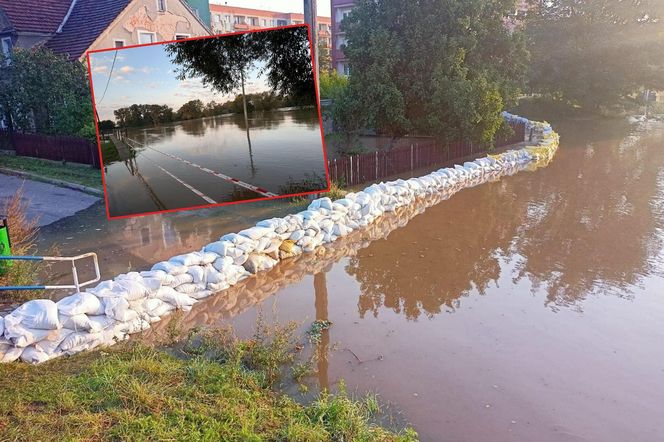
[
  {"xmin": 526, "ymin": 0, "xmax": 664, "ymax": 110},
  {"xmin": 98, "ymin": 120, "xmax": 115, "ymax": 131},
  {"xmin": 338, "ymin": 0, "xmax": 529, "ymax": 144},
  {"xmin": 0, "ymin": 47, "xmax": 94, "ymax": 139},
  {"xmin": 177, "ymin": 99, "xmax": 204, "ymax": 121},
  {"xmin": 165, "ymin": 26, "xmax": 316, "ymax": 126}
]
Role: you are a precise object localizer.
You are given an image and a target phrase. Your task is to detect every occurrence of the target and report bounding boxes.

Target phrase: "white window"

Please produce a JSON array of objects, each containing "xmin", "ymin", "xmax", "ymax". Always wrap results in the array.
[
  {"xmin": 249, "ymin": 17, "xmax": 258, "ymax": 26},
  {"xmin": 336, "ymin": 36, "xmax": 347, "ymax": 50},
  {"xmin": 138, "ymin": 31, "xmax": 156, "ymax": 44},
  {"xmin": 234, "ymin": 15, "xmax": 245, "ymax": 24},
  {"xmin": 261, "ymin": 19, "xmax": 268, "ymax": 27},
  {"xmin": 156, "ymin": 0, "xmax": 167, "ymax": 12},
  {"xmin": 1, "ymin": 37, "xmax": 12, "ymax": 64},
  {"xmin": 342, "ymin": 10, "xmax": 351, "ymax": 20},
  {"xmin": 114, "ymin": 39, "xmax": 125, "ymax": 48},
  {"xmin": 277, "ymin": 19, "xmax": 287, "ymax": 26},
  {"xmin": 214, "ymin": 14, "xmax": 221, "ymax": 23},
  {"xmin": 174, "ymin": 34, "xmax": 190, "ymax": 40},
  {"xmin": 224, "ymin": 15, "xmax": 231, "ymax": 22},
  {"xmin": 343, "ymin": 63, "xmax": 350, "ymax": 76}
]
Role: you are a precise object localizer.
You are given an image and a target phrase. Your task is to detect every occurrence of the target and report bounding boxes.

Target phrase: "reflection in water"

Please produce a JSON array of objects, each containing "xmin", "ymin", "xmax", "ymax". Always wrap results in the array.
[
  {"xmin": 347, "ymin": 120, "xmax": 664, "ymax": 316},
  {"xmin": 314, "ymin": 272, "xmax": 330, "ymax": 391}
]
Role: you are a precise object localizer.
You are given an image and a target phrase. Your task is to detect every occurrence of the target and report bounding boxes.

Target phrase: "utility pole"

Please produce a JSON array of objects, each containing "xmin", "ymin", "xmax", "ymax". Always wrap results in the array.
[{"xmin": 303, "ymin": 0, "xmax": 319, "ymax": 94}]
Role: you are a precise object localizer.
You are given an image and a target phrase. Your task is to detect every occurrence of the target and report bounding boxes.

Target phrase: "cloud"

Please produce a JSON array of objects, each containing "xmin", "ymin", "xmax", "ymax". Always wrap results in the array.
[
  {"xmin": 140, "ymin": 67, "xmax": 154, "ymax": 74},
  {"xmin": 93, "ymin": 65, "xmax": 109, "ymax": 74},
  {"xmin": 119, "ymin": 65, "xmax": 135, "ymax": 74}
]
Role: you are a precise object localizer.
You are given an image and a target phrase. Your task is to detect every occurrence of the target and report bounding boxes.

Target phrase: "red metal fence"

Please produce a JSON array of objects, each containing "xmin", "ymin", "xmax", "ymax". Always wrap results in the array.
[
  {"xmin": 328, "ymin": 121, "xmax": 525, "ymax": 186},
  {"xmin": 0, "ymin": 130, "xmax": 100, "ymax": 168}
]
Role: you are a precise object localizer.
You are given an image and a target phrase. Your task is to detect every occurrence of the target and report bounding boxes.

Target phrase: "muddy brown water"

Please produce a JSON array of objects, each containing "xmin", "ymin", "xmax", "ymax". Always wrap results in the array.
[{"xmin": 37, "ymin": 118, "xmax": 664, "ymax": 441}]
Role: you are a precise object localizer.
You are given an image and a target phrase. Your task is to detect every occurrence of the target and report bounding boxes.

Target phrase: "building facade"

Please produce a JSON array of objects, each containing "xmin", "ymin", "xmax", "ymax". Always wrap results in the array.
[
  {"xmin": 209, "ymin": 5, "xmax": 331, "ymax": 48},
  {"xmin": 330, "ymin": 0, "xmax": 355, "ymax": 76},
  {"xmin": 0, "ymin": 0, "xmax": 210, "ymax": 62}
]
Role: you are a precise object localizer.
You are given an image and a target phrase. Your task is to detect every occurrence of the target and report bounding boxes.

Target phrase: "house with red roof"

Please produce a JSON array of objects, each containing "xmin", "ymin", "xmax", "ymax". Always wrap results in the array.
[{"xmin": 0, "ymin": 0, "xmax": 210, "ymax": 62}]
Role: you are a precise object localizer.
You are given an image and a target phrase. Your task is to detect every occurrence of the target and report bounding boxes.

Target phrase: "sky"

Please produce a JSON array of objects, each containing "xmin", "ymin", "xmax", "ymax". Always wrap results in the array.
[
  {"xmin": 210, "ymin": 0, "xmax": 331, "ymax": 17},
  {"xmin": 89, "ymin": 43, "xmax": 268, "ymax": 121}
]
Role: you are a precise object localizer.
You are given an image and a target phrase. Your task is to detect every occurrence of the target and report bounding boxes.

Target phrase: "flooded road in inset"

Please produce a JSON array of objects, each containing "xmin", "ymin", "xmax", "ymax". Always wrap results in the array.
[
  {"xmin": 42, "ymin": 118, "xmax": 664, "ymax": 441},
  {"xmin": 103, "ymin": 108, "xmax": 326, "ymax": 217}
]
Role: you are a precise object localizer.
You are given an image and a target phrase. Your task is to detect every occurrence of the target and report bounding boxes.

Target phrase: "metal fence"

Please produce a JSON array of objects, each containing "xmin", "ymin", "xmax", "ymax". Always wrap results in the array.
[
  {"xmin": 327, "ymin": 121, "xmax": 525, "ymax": 187},
  {"xmin": 0, "ymin": 130, "xmax": 101, "ymax": 169}
]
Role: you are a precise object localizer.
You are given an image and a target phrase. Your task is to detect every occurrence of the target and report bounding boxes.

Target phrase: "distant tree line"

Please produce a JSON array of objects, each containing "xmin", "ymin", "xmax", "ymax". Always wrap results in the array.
[{"xmin": 111, "ymin": 91, "xmax": 305, "ymax": 128}]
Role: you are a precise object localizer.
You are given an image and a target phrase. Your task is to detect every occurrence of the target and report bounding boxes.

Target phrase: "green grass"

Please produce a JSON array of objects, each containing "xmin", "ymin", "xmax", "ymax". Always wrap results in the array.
[
  {"xmin": 100, "ymin": 139, "xmax": 120, "ymax": 164},
  {"xmin": 0, "ymin": 153, "xmax": 103, "ymax": 190},
  {"xmin": 0, "ymin": 324, "xmax": 418, "ymax": 441}
]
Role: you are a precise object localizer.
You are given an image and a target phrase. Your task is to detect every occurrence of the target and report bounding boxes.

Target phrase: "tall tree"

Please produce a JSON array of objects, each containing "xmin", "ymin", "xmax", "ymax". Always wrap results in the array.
[
  {"xmin": 526, "ymin": 0, "xmax": 664, "ymax": 110},
  {"xmin": 339, "ymin": 0, "xmax": 528, "ymax": 144},
  {"xmin": 165, "ymin": 26, "xmax": 315, "ymax": 126}
]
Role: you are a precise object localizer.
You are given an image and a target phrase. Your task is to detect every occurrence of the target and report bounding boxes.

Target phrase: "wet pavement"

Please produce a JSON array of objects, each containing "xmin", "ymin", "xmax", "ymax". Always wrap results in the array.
[{"xmin": 39, "ymin": 118, "xmax": 664, "ymax": 441}]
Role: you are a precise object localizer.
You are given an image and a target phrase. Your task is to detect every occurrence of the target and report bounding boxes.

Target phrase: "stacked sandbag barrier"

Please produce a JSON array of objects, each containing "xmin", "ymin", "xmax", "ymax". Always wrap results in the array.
[{"xmin": 0, "ymin": 113, "xmax": 559, "ymax": 364}]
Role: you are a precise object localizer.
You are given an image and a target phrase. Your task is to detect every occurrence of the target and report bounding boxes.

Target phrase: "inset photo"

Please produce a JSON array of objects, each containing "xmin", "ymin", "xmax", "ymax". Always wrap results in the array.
[{"xmin": 88, "ymin": 25, "xmax": 328, "ymax": 219}]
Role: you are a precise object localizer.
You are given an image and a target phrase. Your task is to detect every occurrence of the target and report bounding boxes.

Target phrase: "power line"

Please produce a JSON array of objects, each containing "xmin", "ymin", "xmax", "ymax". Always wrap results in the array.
[{"xmin": 96, "ymin": 50, "xmax": 118, "ymax": 105}]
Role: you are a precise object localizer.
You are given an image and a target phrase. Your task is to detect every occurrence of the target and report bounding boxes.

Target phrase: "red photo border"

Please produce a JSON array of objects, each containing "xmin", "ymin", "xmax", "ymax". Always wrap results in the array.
[{"xmin": 86, "ymin": 24, "xmax": 331, "ymax": 221}]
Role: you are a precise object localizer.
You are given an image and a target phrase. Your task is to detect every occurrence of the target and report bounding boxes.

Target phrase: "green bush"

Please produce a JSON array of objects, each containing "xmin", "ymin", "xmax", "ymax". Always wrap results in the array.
[{"xmin": 319, "ymin": 70, "xmax": 349, "ymax": 100}]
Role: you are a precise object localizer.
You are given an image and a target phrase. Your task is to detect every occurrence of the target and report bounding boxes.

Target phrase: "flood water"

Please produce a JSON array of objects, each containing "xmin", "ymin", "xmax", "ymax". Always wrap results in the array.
[
  {"xmin": 103, "ymin": 108, "xmax": 327, "ymax": 217},
  {"xmin": 41, "ymin": 118, "xmax": 663, "ymax": 441}
]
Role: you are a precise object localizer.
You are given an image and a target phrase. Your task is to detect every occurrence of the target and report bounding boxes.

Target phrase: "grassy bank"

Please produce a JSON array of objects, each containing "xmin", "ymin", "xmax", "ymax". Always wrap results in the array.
[
  {"xmin": 0, "ymin": 153, "xmax": 102, "ymax": 190},
  {"xmin": 0, "ymin": 324, "xmax": 417, "ymax": 441}
]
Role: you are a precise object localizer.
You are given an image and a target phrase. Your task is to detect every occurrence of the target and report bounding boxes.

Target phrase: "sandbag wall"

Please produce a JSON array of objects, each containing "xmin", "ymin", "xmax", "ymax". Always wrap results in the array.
[{"xmin": 0, "ymin": 113, "xmax": 559, "ymax": 364}]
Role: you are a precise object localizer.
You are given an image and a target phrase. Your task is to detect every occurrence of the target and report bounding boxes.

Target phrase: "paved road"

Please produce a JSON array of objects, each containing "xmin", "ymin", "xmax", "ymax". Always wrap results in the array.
[{"xmin": 0, "ymin": 173, "xmax": 100, "ymax": 226}]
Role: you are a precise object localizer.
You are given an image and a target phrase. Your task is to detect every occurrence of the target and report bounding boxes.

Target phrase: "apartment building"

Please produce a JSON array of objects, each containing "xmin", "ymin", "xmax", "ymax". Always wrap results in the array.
[
  {"xmin": 209, "ymin": 5, "xmax": 331, "ymax": 48},
  {"xmin": 330, "ymin": 0, "xmax": 355, "ymax": 76}
]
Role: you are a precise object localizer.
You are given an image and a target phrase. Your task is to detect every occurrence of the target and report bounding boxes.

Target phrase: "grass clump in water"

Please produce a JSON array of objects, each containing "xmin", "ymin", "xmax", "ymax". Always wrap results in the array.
[{"xmin": 0, "ymin": 322, "xmax": 418, "ymax": 441}]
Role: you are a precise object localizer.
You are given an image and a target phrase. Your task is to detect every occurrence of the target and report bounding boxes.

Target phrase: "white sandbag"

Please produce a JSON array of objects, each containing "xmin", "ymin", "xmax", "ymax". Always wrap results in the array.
[
  {"xmin": 59, "ymin": 313, "xmax": 92, "ymax": 332},
  {"xmin": 103, "ymin": 297, "xmax": 138, "ymax": 322},
  {"xmin": 140, "ymin": 270, "xmax": 176, "ymax": 286},
  {"xmin": 152, "ymin": 260, "xmax": 188, "ymax": 275},
  {"xmin": 221, "ymin": 232, "xmax": 256, "ymax": 246},
  {"xmin": 187, "ymin": 266, "xmax": 206, "ymax": 284},
  {"xmin": 239, "ymin": 226, "xmax": 274, "ymax": 240},
  {"xmin": 87, "ymin": 315, "xmax": 116, "ymax": 333},
  {"xmin": 111, "ymin": 278, "xmax": 158, "ymax": 301},
  {"xmin": 243, "ymin": 254, "xmax": 278, "ymax": 274},
  {"xmin": 170, "ymin": 252, "xmax": 203, "ymax": 266},
  {"xmin": 3, "ymin": 323, "xmax": 57, "ymax": 348},
  {"xmin": 59, "ymin": 331, "xmax": 101, "ymax": 352},
  {"xmin": 204, "ymin": 240, "xmax": 233, "ymax": 256},
  {"xmin": 156, "ymin": 286, "xmax": 197, "ymax": 309},
  {"xmin": 5, "ymin": 299, "xmax": 60, "ymax": 331},
  {"xmin": 205, "ymin": 266, "xmax": 226, "ymax": 284},
  {"xmin": 1, "ymin": 343, "xmax": 24, "ymax": 363},
  {"xmin": 289, "ymin": 230, "xmax": 305, "ymax": 241},
  {"xmin": 212, "ymin": 256, "xmax": 234, "ymax": 272},
  {"xmin": 150, "ymin": 301, "xmax": 176, "ymax": 318},
  {"xmin": 173, "ymin": 283, "xmax": 207, "ymax": 295},
  {"xmin": 116, "ymin": 317, "xmax": 151, "ymax": 335},
  {"xmin": 172, "ymin": 272, "xmax": 194, "ymax": 286},
  {"xmin": 34, "ymin": 328, "xmax": 74, "ymax": 354},
  {"xmin": 20, "ymin": 345, "xmax": 57, "ymax": 364},
  {"xmin": 57, "ymin": 292, "xmax": 104, "ymax": 316}
]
